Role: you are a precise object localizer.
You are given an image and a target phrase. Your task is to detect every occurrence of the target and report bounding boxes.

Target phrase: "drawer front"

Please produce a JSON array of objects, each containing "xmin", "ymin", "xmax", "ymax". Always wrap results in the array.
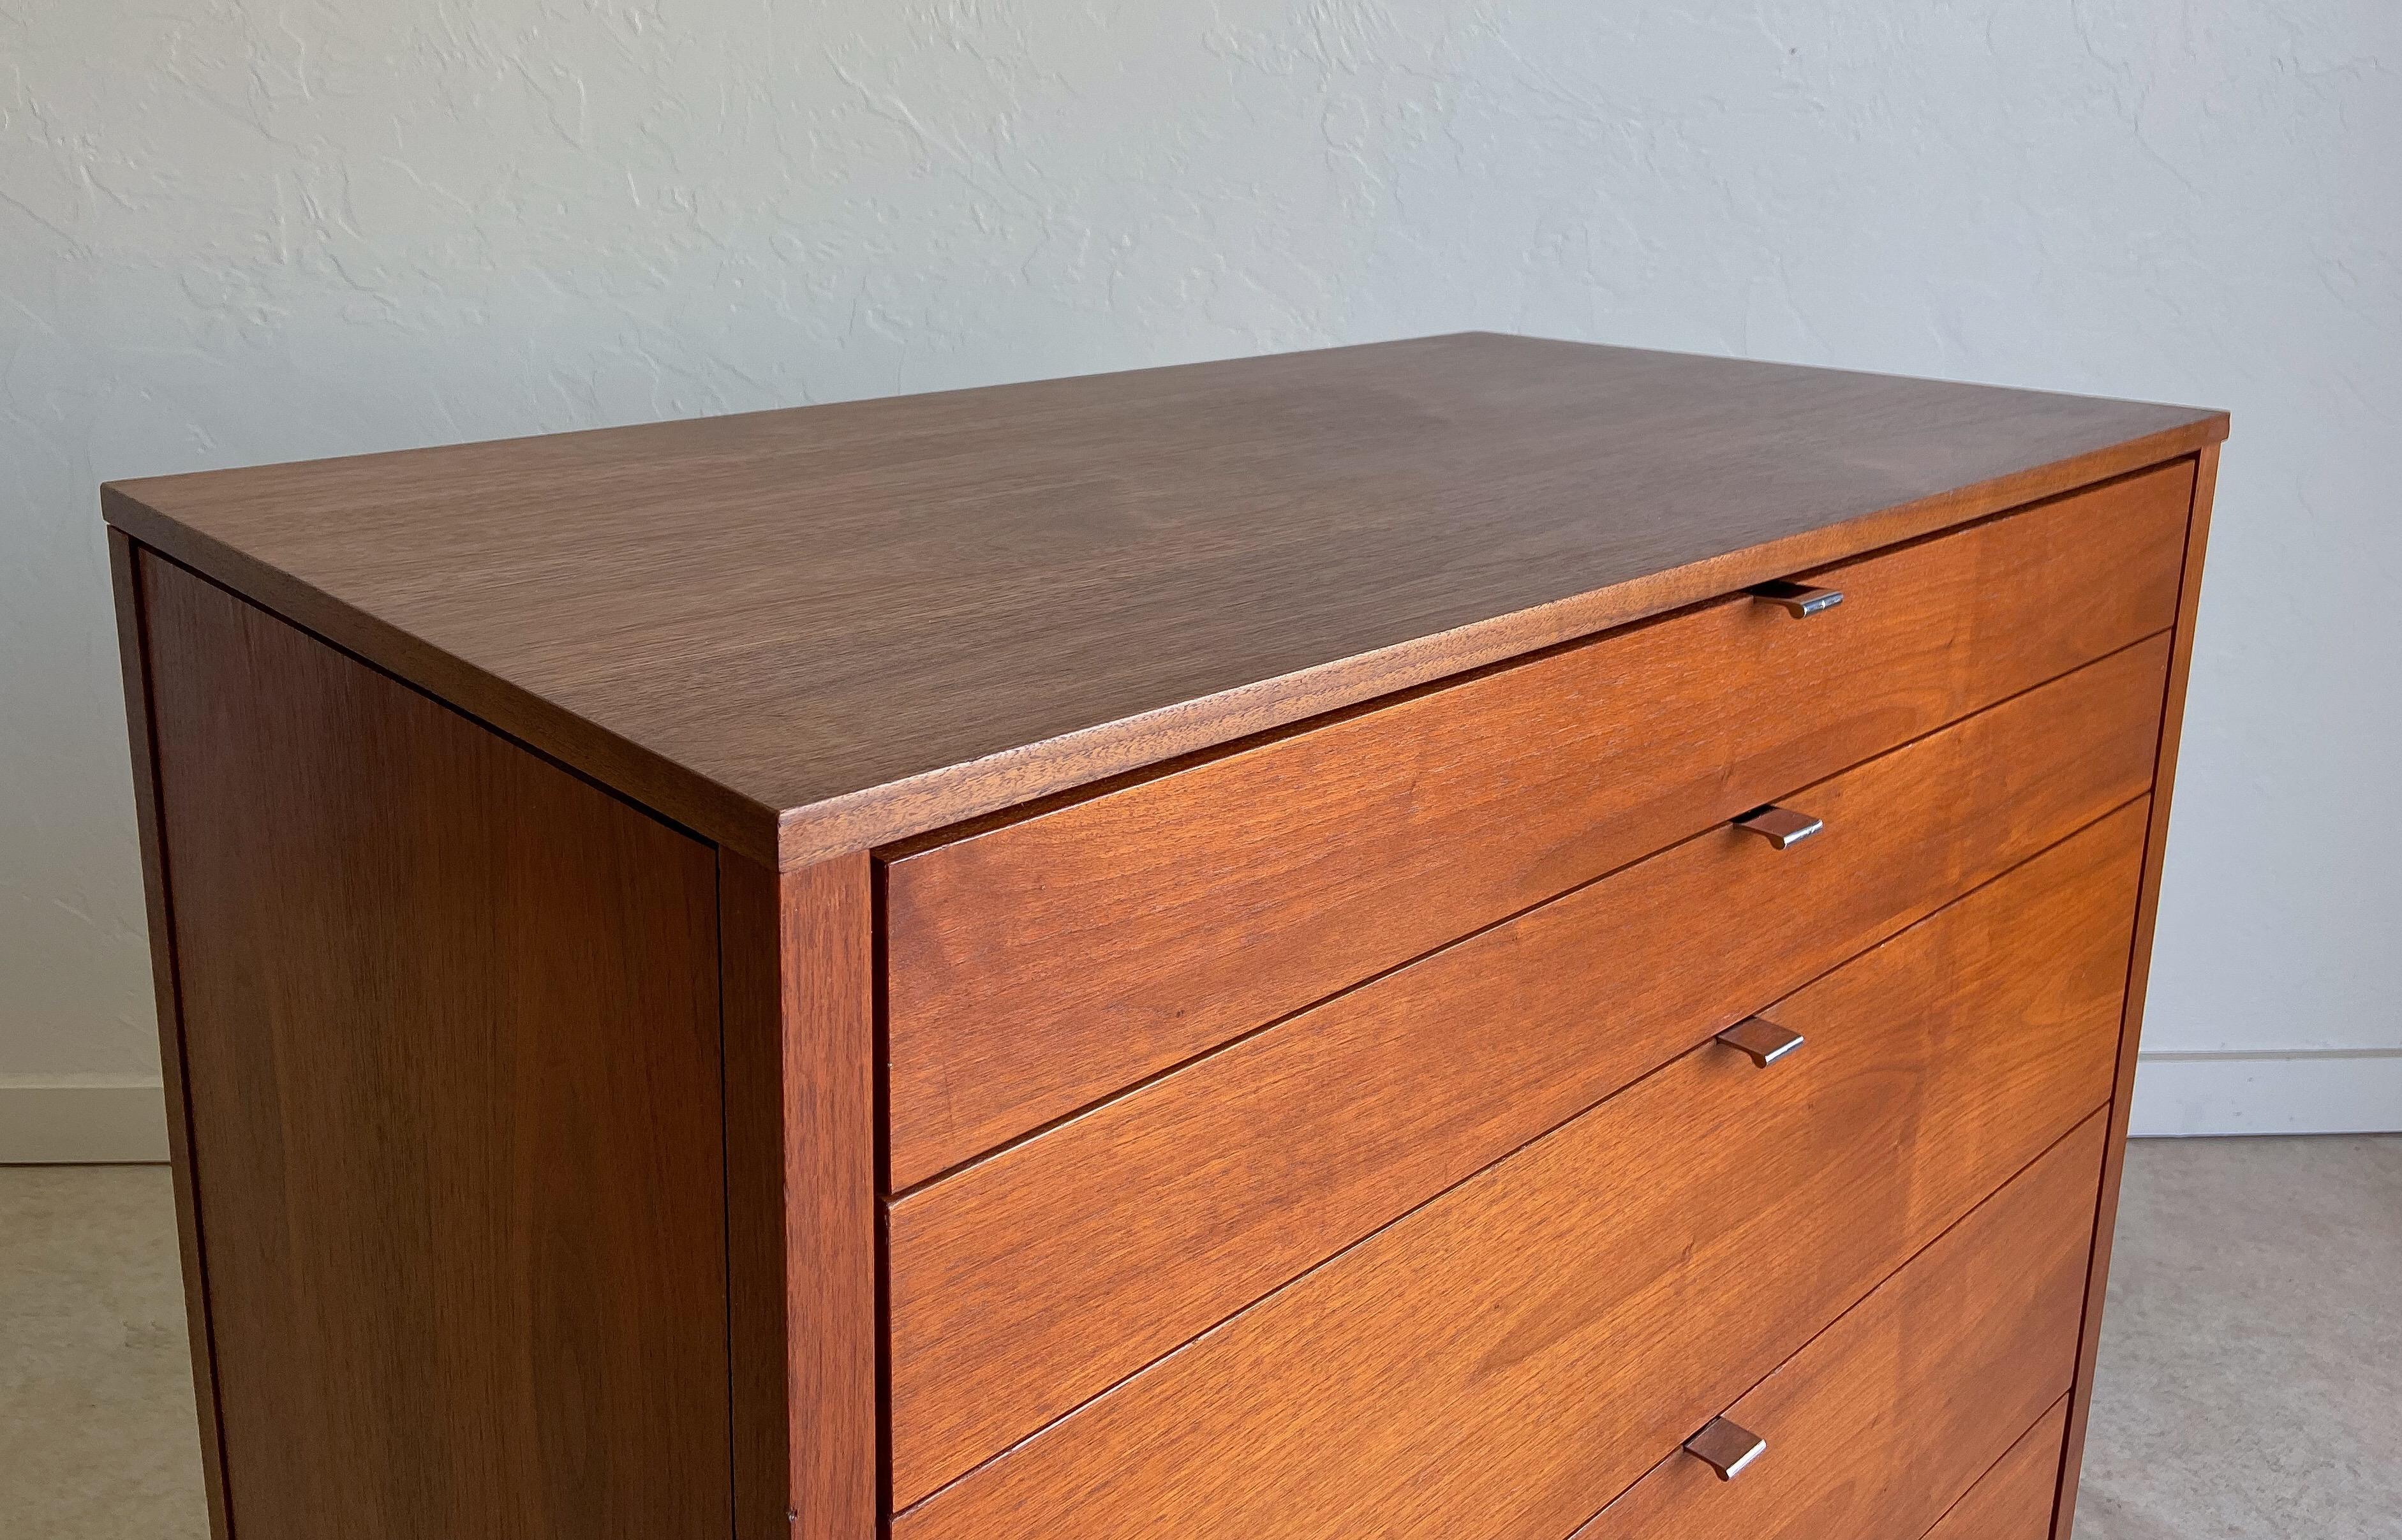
[
  {"xmin": 1924, "ymin": 1400, "xmax": 2073, "ymax": 1540},
  {"xmin": 883, "ymin": 461, "xmax": 2191, "ymax": 1187},
  {"xmin": 1570, "ymin": 1119, "xmax": 2098, "ymax": 1540},
  {"xmin": 889, "ymin": 803, "xmax": 2146, "ymax": 1540},
  {"xmin": 886, "ymin": 638, "xmax": 2167, "ymax": 1506}
]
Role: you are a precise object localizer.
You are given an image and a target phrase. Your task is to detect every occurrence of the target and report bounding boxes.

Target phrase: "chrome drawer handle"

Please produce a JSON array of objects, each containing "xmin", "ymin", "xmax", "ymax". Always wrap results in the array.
[
  {"xmin": 1733, "ymin": 804, "xmax": 1823, "ymax": 849},
  {"xmin": 1685, "ymin": 1416, "xmax": 1768, "ymax": 1480},
  {"xmin": 1749, "ymin": 579, "xmax": 1844, "ymax": 618},
  {"xmin": 1716, "ymin": 1017, "xmax": 1804, "ymax": 1067}
]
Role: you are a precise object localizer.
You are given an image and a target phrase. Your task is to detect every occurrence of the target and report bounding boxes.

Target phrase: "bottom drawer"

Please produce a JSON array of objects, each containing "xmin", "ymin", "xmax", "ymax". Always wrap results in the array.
[
  {"xmin": 1925, "ymin": 1398, "xmax": 2072, "ymax": 1540},
  {"xmin": 1572, "ymin": 1111, "xmax": 2103, "ymax": 1540}
]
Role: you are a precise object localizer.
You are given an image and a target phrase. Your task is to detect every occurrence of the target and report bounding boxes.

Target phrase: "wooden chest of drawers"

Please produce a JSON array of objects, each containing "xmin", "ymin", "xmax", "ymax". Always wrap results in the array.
[{"xmin": 105, "ymin": 334, "xmax": 2224, "ymax": 1540}]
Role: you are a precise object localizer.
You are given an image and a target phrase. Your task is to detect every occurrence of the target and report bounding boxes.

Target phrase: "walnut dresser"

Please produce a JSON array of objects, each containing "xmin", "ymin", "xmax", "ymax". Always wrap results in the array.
[{"xmin": 105, "ymin": 334, "xmax": 2225, "ymax": 1540}]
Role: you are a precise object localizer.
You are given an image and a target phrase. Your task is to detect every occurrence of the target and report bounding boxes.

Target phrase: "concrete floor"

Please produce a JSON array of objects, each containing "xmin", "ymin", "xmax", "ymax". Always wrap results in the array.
[
  {"xmin": 1, "ymin": 1137, "xmax": 2396, "ymax": 1538},
  {"xmin": 2072, "ymin": 1135, "xmax": 2402, "ymax": 1539},
  {"xmin": 1, "ymin": 1163, "xmax": 207, "ymax": 1539}
]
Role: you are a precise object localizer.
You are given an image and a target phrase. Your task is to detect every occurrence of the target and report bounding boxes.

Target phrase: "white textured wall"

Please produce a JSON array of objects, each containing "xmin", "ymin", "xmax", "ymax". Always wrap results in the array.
[{"xmin": 4, "ymin": 1, "xmax": 2397, "ymax": 1150}]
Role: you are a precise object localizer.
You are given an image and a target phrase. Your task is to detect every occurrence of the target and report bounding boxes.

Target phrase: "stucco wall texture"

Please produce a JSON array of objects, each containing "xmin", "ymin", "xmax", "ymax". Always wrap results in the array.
[{"xmin": 3, "ymin": 4, "xmax": 2396, "ymax": 1121}]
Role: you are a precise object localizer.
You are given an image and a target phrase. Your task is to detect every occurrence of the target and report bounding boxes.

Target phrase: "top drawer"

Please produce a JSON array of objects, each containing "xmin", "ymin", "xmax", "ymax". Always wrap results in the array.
[{"xmin": 882, "ymin": 459, "xmax": 2193, "ymax": 1187}]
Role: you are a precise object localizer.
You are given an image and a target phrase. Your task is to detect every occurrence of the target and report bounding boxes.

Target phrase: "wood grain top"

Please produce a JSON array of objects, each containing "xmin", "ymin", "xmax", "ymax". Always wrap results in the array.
[{"xmin": 103, "ymin": 332, "xmax": 2225, "ymax": 864}]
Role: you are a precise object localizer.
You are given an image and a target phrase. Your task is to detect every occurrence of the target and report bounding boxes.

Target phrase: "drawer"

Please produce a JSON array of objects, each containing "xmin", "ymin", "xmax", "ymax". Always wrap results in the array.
[
  {"xmin": 1569, "ymin": 1119, "xmax": 2098, "ymax": 1540},
  {"xmin": 882, "ymin": 460, "xmax": 2192, "ymax": 1187},
  {"xmin": 886, "ymin": 637, "xmax": 2168, "ymax": 1506},
  {"xmin": 1924, "ymin": 1399, "xmax": 2073, "ymax": 1540},
  {"xmin": 889, "ymin": 800, "xmax": 2145, "ymax": 1540}
]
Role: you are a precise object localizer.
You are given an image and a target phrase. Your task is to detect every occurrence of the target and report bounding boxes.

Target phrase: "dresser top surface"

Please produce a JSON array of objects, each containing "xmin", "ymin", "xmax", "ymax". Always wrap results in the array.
[{"xmin": 105, "ymin": 332, "xmax": 2223, "ymax": 866}]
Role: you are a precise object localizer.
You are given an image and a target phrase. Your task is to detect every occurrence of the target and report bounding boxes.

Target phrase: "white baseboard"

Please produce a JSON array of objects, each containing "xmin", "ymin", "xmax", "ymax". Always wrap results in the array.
[
  {"xmin": 0, "ymin": 1080, "xmax": 172, "ymax": 1164},
  {"xmin": 2129, "ymin": 1049, "xmax": 2402, "ymax": 1137}
]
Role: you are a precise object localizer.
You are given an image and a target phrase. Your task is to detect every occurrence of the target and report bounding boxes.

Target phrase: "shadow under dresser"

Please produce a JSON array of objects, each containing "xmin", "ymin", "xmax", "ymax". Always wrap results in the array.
[{"xmin": 103, "ymin": 332, "xmax": 2226, "ymax": 1540}]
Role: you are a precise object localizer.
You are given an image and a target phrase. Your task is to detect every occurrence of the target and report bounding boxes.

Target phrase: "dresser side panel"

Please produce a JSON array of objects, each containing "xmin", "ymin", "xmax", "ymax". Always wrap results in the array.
[
  {"xmin": 137, "ymin": 551, "xmax": 735, "ymax": 1540},
  {"xmin": 108, "ymin": 530, "xmax": 235, "ymax": 1540},
  {"xmin": 721, "ymin": 854, "xmax": 790, "ymax": 1540},
  {"xmin": 2055, "ymin": 443, "xmax": 2221, "ymax": 1536}
]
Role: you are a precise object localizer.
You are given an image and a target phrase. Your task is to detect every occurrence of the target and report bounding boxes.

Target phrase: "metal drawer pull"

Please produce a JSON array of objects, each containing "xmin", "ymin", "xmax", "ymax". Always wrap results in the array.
[
  {"xmin": 1716, "ymin": 1016, "xmax": 1804, "ymax": 1067},
  {"xmin": 1685, "ymin": 1416, "xmax": 1768, "ymax": 1480},
  {"xmin": 1733, "ymin": 804, "xmax": 1823, "ymax": 849},
  {"xmin": 1749, "ymin": 579, "xmax": 1844, "ymax": 618}
]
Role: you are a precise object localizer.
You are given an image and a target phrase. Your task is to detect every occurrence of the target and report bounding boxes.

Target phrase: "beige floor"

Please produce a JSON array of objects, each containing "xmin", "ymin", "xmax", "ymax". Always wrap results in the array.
[
  {"xmin": 2072, "ymin": 1135, "xmax": 2402, "ymax": 1539},
  {"xmin": 2, "ymin": 1137, "xmax": 2396, "ymax": 1538},
  {"xmin": 1, "ymin": 1164, "xmax": 208, "ymax": 1539}
]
